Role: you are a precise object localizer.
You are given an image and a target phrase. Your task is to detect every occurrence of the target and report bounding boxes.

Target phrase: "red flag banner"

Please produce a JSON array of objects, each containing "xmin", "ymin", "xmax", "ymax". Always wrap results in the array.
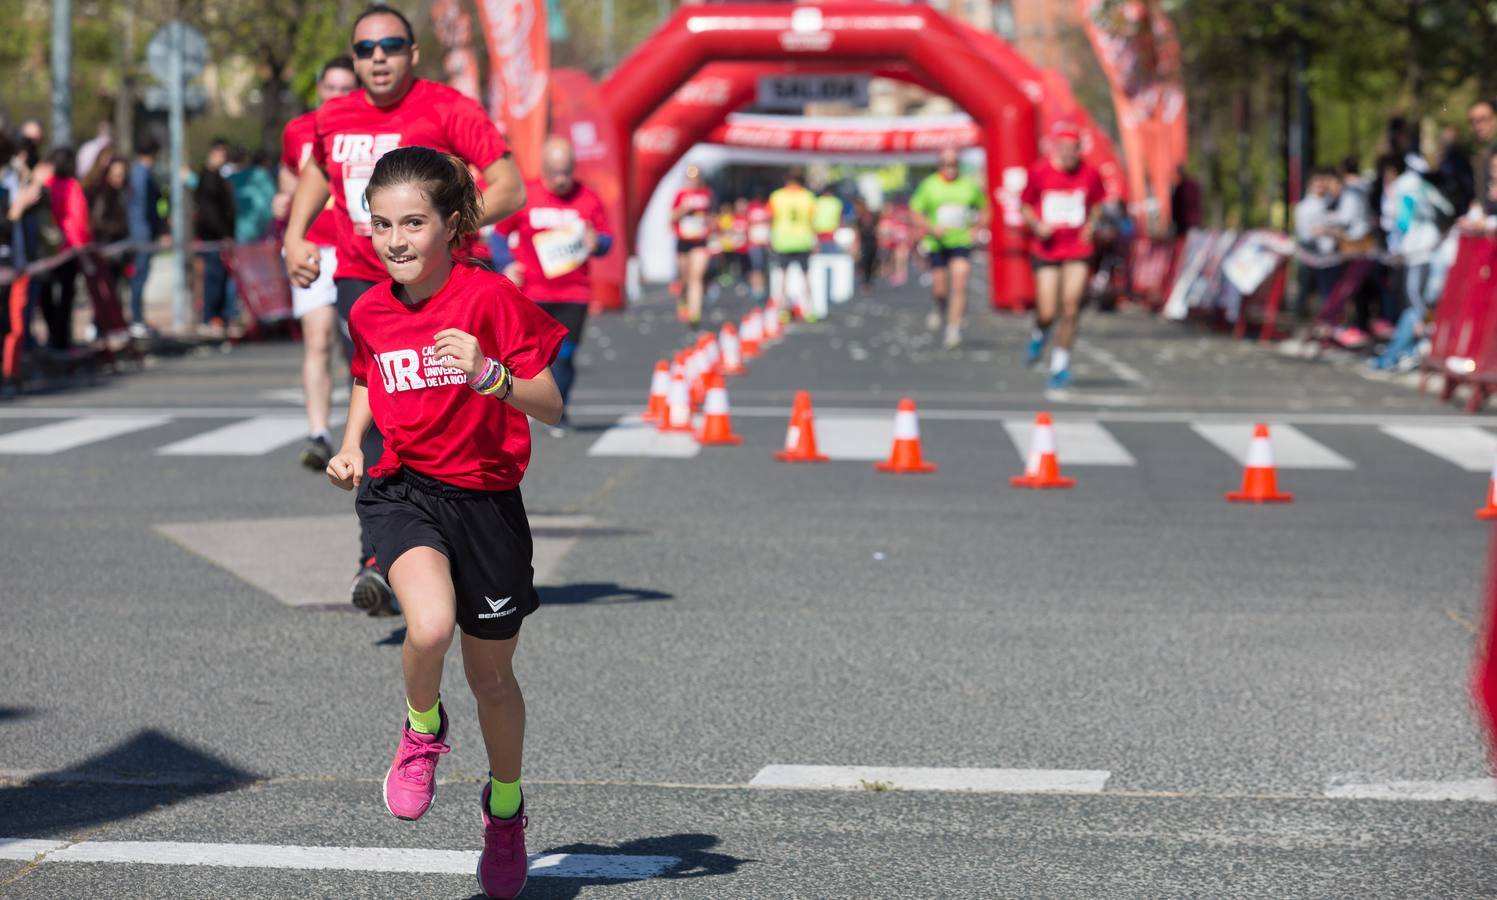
[
  {"xmin": 550, "ymin": 68, "xmax": 626, "ymax": 309},
  {"xmin": 430, "ymin": 0, "xmax": 483, "ymax": 100},
  {"xmin": 475, "ymin": 0, "xmax": 550, "ymax": 179}
]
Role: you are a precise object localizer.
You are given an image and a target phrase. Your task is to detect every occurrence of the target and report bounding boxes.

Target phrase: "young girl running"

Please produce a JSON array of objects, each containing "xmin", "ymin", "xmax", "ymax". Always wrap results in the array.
[{"xmin": 326, "ymin": 146, "xmax": 566, "ymax": 899}]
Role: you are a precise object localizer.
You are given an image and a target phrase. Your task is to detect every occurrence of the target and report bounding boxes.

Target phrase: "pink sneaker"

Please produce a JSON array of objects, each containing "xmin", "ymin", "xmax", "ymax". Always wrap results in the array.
[
  {"xmin": 382, "ymin": 706, "xmax": 450, "ymax": 821},
  {"xmin": 477, "ymin": 784, "xmax": 528, "ymax": 899}
]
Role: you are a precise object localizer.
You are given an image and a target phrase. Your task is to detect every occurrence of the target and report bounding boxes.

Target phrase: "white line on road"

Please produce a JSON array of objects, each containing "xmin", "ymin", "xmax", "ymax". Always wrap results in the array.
[
  {"xmin": 156, "ymin": 415, "xmax": 310, "ymax": 456},
  {"xmin": 1323, "ymin": 779, "xmax": 1497, "ymax": 802},
  {"xmin": 1003, "ymin": 421, "xmax": 1136, "ymax": 465},
  {"xmin": 749, "ymin": 765, "xmax": 1111, "ymax": 794},
  {"xmin": 1078, "ymin": 343, "xmax": 1149, "ymax": 386},
  {"xmin": 815, "ymin": 416, "xmax": 894, "ymax": 460},
  {"xmin": 1190, "ymin": 423, "xmax": 1355, "ymax": 469},
  {"xmin": 0, "ymin": 838, "xmax": 678, "ymax": 880},
  {"xmin": 0, "ymin": 415, "xmax": 173, "ymax": 454},
  {"xmin": 587, "ymin": 415, "xmax": 701, "ymax": 458},
  {"xmin": 1380, "ymin": 425, "xmax": 1497, "ymax": 472}
]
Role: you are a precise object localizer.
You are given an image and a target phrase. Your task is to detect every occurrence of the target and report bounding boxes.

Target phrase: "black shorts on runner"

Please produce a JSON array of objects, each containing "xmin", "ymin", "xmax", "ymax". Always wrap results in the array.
[
  {"xmin": 335, "ymin": 277, "xmax": 381, "ymax": 368},
  {"xmin": 537, "ymin": 301, "xmax": 588, "ymax": 344},
  {"xmin": 357, "ymin": 467, "xmax": 540, "ymax": 641},
  {"xmin": 775, "ymin": 251, "xmax": 811, "ymax": 269},
  {"xmin": 1031, "ymin": 256, "xmax": 1089, "ymax": 270},
  {"xmin": 747, "ymin": 247, "xmax": 769, "ymax": 272},
  {"xmin": 677, "ymin": 239, "xmax": 707, "ymax": 253},
  {"xmin": 927, "ymin": 245, "xmax": 972, "ymax": 269}
]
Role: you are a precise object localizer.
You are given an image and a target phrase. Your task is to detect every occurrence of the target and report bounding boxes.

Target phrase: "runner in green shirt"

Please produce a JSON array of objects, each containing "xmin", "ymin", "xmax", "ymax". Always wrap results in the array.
[{"xmin": 910, "ymin": 147, "xmax": 989, "ymax": 349}]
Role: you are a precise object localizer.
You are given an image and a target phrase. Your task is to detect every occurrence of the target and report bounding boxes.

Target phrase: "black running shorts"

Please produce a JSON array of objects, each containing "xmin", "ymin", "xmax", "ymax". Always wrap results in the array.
[{"xmin": 357, "ymin": 467, "xmax": 539, "ymax": 640}]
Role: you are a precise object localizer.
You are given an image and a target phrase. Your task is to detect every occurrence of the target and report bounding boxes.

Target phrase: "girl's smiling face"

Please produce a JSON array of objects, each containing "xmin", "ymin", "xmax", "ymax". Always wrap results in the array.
[{"xmin": 369, "ymin": 182, "xmax": 458, "ymax": 296}]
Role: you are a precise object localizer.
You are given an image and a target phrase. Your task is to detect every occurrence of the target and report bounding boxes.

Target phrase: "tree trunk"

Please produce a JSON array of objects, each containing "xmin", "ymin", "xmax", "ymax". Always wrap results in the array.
[{"xmin": 261, "ymin": 65, "xmax": 286, "ymax": 155}]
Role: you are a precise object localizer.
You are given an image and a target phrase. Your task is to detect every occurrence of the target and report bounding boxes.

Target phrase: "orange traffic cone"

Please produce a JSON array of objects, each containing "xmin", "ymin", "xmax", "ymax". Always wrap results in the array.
[
  {"xmin": 1477, "ymin": 449, "xmax": 1497, "ymax": 520},
  {"xmin": 687, "ymin": 350, "xmax": 707, "ymax": 408},
  {"xmin": 763, "ymin": 298, "xmax": 785, "ymax": 341},
  {"xmin": 740, "ymin": 310, "xmax": 763, "ymax": 359},
  {"xmin": 1010, "ymin": 412, "xmax": 1075, "ymax": 489},
  {"xmin": 1226, "ymin": 423, "xmax": 1294, "ymax": 503},
  {"xmin": 720, "ymin": 323, "xmax": 746, "ymax": 375},
  {"xmin": 696, "ymin": 373, "xmax": 743, "ymax": 445},
  {"xmin": 659, "ymin": 370, "xmax": 694, "ymax": 433},
  {"xmin": 698, "ymin": 334, "xmax": 721, "ymax": 376},
  {"xmin": 642, "ymin": 360, "xmax": 670, "ymax": 422},
  {"xmin": 875, "ymin": 399, "xmax": 937, "ymax": 473},
  {"xmin": 775, "ymin": 390, "xmax": 829, "ymax": 462}
]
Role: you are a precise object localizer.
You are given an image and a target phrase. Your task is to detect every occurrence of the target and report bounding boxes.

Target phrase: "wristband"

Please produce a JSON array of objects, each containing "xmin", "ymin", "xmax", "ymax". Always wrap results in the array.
[
  {"xmin": 469, "ymin": 358, "xmax": 502, "ymax": 394},
  {"xmin": 476, "ymin": 360, "xmax": 510, "ymax": 397}
]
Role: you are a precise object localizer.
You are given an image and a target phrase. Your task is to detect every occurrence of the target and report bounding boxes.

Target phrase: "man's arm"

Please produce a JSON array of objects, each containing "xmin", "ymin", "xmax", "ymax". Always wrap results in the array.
[
  {"xmin": 272, "ymin": 164, "xmax": 298, "ymax": 222},
  {"xmin": 478, "ymin": 156, "xmax": 526, "ymax": 227},
  {"xmin": 283, "ymin": 163, "xmax": 332, "ymax": 287}
]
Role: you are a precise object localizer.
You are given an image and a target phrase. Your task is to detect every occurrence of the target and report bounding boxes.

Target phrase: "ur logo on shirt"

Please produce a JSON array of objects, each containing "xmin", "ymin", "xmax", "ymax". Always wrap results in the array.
[
  {"xmin": 330, "ymin": 133, "xmax": 402, "ymax": 164},
  {"xmin": 375, "ymin": 346, "xmax": 470, "ymax": 394}
]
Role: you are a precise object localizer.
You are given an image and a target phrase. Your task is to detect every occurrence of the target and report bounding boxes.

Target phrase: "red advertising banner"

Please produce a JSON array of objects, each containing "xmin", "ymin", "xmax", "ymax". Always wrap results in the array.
[
  {"xmin": 429, "ymin": 0, "xmax": 482, "ymax": 101},
  {"xmin": 474, "ymin": 0, "xmax": 550, "ymax": 179},
  {"xmin": 704, "ymin": 117, "xmax": 980, "ymax": 154},
  {"xmin": 549, "ymin": 68, "xmax": 626, "ymax": 309},
  {"xmin": 1077, "ymin": 0, "xmax": 1188, "ymax": 228}
]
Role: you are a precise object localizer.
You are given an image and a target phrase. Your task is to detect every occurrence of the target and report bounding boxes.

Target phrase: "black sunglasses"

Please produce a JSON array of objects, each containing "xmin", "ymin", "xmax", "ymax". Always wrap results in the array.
[{"xmin": 353, "ymin": 37, "xmax": 411, "ymax": 59}]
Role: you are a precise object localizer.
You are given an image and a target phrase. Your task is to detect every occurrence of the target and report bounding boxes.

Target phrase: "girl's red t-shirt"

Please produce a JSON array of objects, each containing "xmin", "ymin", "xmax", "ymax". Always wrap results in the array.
[{"xmin": 349, "ymin": 263, "xmax": 566, "ymax": 491}]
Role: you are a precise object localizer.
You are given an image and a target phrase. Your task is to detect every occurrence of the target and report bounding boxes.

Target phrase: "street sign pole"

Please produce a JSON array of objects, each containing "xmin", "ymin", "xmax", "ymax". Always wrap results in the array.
[
  {"xmin": 51, "ymin": 0, "xmax": 73, "ymax": 147},
  {"xmin": 167, "ymin": 21, "xmax": 190, "ymax": 332}
]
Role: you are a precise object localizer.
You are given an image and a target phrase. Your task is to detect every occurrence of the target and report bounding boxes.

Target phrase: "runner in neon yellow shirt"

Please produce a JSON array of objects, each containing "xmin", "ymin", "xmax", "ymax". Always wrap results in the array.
[
  {"xmin": 911, "ymin": 147, "xmax": 989, "ymax": 349},
  {"xmin": 769, "ymin": 168, "xmax": 818, "ymax": 319}
]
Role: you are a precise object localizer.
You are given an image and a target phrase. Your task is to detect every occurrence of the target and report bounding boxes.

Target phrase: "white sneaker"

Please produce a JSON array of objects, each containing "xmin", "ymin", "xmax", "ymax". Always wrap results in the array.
[
  {"xmin": 942, "ymin": 325, "xmax": 962, "ymax": 350},
  {"xmin": 127, "ymin": 323, "xmax": 152, "ymax": 339},
  {"xmin": 925, "ymin": 311, "xmax": 943, "ymax": 331}
]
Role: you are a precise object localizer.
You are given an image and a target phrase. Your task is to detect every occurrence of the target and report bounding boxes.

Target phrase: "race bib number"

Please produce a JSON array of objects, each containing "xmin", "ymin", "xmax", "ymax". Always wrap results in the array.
[
  {"xmin": 533, "ymin": 221, "xmax": 589, "ymax": 280},
  {"xmin": 749, "ymin": 223, "xmax": 771, "ymax": 245},
  {"xmin": 344, "ymin": 163, "xmax": 375, "ymax": 232},
  {"xmin": 680, "ymin": 213, "xmax": 707, "ymax": 240},
  {"xmin": 935, "ymin": 203, "xmax": 969, "ymax": 231},
  {"xmin": 1040, "ymin": 190, "xmax": 1086, "ymax": 228}
]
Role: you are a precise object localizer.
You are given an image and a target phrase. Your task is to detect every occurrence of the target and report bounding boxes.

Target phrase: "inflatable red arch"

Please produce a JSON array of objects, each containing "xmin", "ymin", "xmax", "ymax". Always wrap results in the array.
[{"xmin": 599, "ymin": 2, "xmax": 1039, "ymax": 310}]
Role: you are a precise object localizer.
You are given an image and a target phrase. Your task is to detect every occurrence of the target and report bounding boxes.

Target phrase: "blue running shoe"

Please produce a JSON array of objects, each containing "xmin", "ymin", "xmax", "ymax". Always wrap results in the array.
[
  {"xmin": 1046, "ymin": 367, "xmax": 1072, "ymax": 390},
  {"xmin": 1025, "ymin": 335, "xmax": 1046, "ymax": 368}
]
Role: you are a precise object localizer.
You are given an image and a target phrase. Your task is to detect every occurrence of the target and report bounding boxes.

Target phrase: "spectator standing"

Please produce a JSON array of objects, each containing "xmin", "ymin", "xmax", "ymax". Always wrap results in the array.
[
  {"xmin": 1294, "ymin": 168, "xmax": 1340, "ymax": 318},
  {"xmin": 76, "ymin": 120, "xmax": 114, "ymax": 181},
  {"xmin": 229, "ymin": 149, "xmax": 276, "ymax": 245},
  {"xmin": 86, "ymin": 157, "xmax": 129, "ymax": 245},
  {"xmin": 7, "ymin": 139, "xmax": 52, "ymax": 354},
  {"xmin": 193, "ymin": 139, "xmax": 236, "ymax": 335},
  {"xmin": 42, "ymin": 147, "xmax": 91, "ymax": 350},
  {"xmin": 1373, "ymin": 152, "xmax": 1454, "ymax": 371},
  {"xmin": 1468, "ymin": 101, "xmax": 1497, "ymax": 217},
  {"xmin": 125, "ymin": 137, "xmax": 164, "ymax": 337},
  {"xmin": 1435, "ymin": 125, "xmax": 1475, "ymax": 217},
  {"xmin": 1170, "ymin": 164, "xmax": 1203, "ymax": 237}
]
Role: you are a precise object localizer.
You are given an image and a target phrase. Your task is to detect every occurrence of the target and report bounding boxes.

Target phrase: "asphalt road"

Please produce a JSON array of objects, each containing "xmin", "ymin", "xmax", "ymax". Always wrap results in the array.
[{"xmin": 2, "ymin": 273, "xmax": 1496, "ymax": 898}]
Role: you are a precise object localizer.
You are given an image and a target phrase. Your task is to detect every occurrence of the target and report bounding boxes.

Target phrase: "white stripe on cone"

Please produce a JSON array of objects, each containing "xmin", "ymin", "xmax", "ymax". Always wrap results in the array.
[
  {"xmin": 667, "ymin": 378, "xmax": 691, "ymax": 428},
  {"xmin": 783, "ymin": 423, "xmax": 801, "ymax": 451},
  {"xmin": 704, "ymin": 387, "xmax": 729, "ymax": 415},
  {"xmin": 1245, "ymin": 436, "xmax": 1275, "ymax": 468},
  {"xmin": 649, "ymin": 368, "xmax": 669, "ymax": 395},
  {"xmin": 721, "ymin": 331, "xmax": 742, "ymax": 370},
  {"xmin": 893, "ymin": 410, "xmax": 920, "ymax": 440},
  {"xmin": 1488, "ymin": 448, "xmax": 1497, "ymax": 482}
]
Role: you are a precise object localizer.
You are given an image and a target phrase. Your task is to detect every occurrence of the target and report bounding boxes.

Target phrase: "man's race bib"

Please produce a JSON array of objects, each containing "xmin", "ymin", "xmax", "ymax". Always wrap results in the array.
[
  {"xmin": 1040, "ymin": 190, "xmax": 1086, "ymax": 228},
  {"xmin": 935, "ymin": 203, "xmax": 970, "ymax": 231},
  {"xmin": 532, "ymin": 220, "xmax": 589, "ymax": 280},
  {"xmin": 679, "ymin": 213, "xmax": 707, "ymax": 240},
  {"xmin": 344, "ymin": 163, "xmax": 375, "ymax": 233}
]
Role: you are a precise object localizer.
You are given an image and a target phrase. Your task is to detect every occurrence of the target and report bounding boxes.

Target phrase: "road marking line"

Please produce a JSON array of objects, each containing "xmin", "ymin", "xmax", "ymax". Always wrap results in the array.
[
  {"xmin": 1078, "ymin": 344, "xmax": 1148, "ymax": 386},
  {"xmin": 586, "ymin": 415, "xmax": 700, "ymax": 458},
  {"xmin": 0, "ymin": 415, "xmax": 173, "ymax": 454},
  {"xmin": 748, "ymin": 765, "xmax": 1110, "ymax": 794},
  {"xmin": 1190, "ymin": 423, "xmax": 1354, "ymax": 469},
  {"xmin": 1380, "ymin": 425, "xmax": 1496, "ymax": 472},
  {"xmin": 1003, "ymin": 421, "xmax": 1136, "ymax": 465},
  {"xmin": 156, "ymin": 416, "xmax": 310, "ymax": 456},
  {"xmin": 4, "ymin": 838, "xmax": 677, "ymax": 879},
  {"xmin": 815, "ymin": 416, "xmax": 894, "ymax": 460},
  {"xmin": 1323, "ymin": 779, "xmax": 1497, "ymax": 802}
]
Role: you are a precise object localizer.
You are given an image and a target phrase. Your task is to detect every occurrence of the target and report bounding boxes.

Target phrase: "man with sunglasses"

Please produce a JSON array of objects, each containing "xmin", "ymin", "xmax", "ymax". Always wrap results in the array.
[
  {"xmin": 282, "ymin": 4, "xmax": 525, "ymax": 615},
  {"xmin": 911, "ymin": 147, "xmax": 989, "ymax": 350}
]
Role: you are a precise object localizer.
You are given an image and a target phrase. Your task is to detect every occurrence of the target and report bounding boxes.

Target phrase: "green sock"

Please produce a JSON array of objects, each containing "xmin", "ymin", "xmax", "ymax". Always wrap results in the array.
[
  {"xmin": 489, "ymin": 775, "xmax": 522, "ymax": 819},
  {"xmin": 407, "ymin": 698, "xmax": 441, "ymax": 735}
]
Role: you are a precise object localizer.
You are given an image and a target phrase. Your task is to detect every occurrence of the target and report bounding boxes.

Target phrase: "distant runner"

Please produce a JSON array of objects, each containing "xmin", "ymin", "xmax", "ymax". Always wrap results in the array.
[
  {"xmin": 283, "ymin": 4, "xmax": 525, "ymax": 615},
  {"xmin": 496, "ymin": 136, "xmax": 612, "ymax": 435},
  {"xmin": 768, "ymin": 167, "xmax": 817, "ymax": 321},
  {"xmin": 910, "ymin": 147, "xmax": 989, "ymax": 349},
  {"xmin": 744, "ymin": 194, "xmax": 772, "ymax": 302},
  {"xmin": 276, "ymin": 56, "xmax": 359, "ymax": 473},
  {"xmin": 670, "ymin": 165, "xmax": 713, "ymax": 326},
  {"xmin": 1021, "ymin": 121, "xmax": 1105, "ymax": 390}
]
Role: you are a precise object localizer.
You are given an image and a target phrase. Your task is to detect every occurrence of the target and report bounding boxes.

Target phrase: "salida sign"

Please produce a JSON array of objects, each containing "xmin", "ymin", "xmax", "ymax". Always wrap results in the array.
[{"xmin": 756, "ymin": 75, "xmax": 869, "ymax": 109}]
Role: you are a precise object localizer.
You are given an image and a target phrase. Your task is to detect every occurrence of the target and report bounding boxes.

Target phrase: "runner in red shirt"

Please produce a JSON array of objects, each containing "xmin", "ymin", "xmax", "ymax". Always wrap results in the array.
[
  {"xmin": 495, "ymin": 136, "xmax": 612, "ymax": 434},
  {"xmin": 670, "ymin": 166, "xmax": 713, "ymax": 327},
  {"xmin": 745, "ymin": 195, "xmax": 771, "ymax": 302},
  {"xmin": 275, "ymin": 56, "xmax": 358, "ymax": 474},
  {"xmin": 1021, "ymin": 121, "xmax": 1105, "ymax": 390},
  {"xmin": 327, "ymin": 146, "xmax": 565, "ymax": 900},
  {"xmin": 282, "ymin": 5, "xmax": 525, "ymax": 615}
]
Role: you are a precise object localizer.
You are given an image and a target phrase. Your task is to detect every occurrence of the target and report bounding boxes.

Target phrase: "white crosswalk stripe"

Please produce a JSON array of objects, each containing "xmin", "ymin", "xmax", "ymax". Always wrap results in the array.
[
  {"xmin": 1380, "ymin": 425, "xmax": 1496, "ymax": 472},
  {"xmin": 156, "ymin": 416, "xmax": 309, "ymax": 456},
  {"xmin": 1003, "ymin": 421, "xmax": 1136, "ymax": 465},
  {"xmin": 0, "ymin": 415, "xmax": 173, "ymax": 454},
  {"xmin": 586, "ymin": 415, "xmax": 700, "ymax": 458},
  {"xmin": 1190, "ymin": 423, "xmax": 1354, "ymax": 469},
  {"xmin": 815, "ymin": 416, "xmax": 894, "ymax": 460}
]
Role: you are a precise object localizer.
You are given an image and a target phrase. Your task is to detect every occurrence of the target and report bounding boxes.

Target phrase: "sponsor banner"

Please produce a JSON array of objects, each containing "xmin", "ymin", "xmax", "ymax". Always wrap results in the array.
[
  {"xmin": 550, "ymin": 68, "xmax": 626, "ymax": 308},
  {"xmin": 430, "ymin": 0, "xmax": 482, "ymax": 100},
  {"xmin": 756, "ymin": 74, "xmax": 869, "ymax": 110},
  {"xmin": 475, "ymin": 0, "xmax": 550, "ymax": 179},
  {"xmin": 705, "ymin": 116, "xmax": 979, "ymax": 155}
]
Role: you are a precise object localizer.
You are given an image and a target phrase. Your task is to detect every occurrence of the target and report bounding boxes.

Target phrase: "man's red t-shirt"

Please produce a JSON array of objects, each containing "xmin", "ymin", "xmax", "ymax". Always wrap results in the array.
[
  {"xmin": 1022, "ymin": 159, "xmax": 1105, "ymax": 262},
  {"xmin": 746, "ymin": 202, "xmax": 771, "ymax": 248},
  {"xmin": 349, "ymin": 264, "xmax": 566, "ymax": 491},
  {"xmin": 313, "ymin": 79, "xmax": 509, "ymax": 282},
  {"xmin": 281, "ymin": 111, "xmax": 338, "ymax": 247},
  {"xmin": 495, "ymin": 178, "xmax": 611, "ymax": 304},
  {"xmin": 671, "ymin": 188, "xmax": 713, "ymax": 242}
]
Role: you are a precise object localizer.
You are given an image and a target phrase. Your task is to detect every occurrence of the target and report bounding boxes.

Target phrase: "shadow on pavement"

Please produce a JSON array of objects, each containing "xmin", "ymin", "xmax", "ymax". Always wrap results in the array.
[
  {"xmin": 376, "ymin": 626, "xmax": 406, "ymax": 646},
  {"xmin": 0, "ymin": 729, "xmax": 257, "ymax": 837},
  {"xmin": 463, "ymin": 833, "xmax": 752, "ymax": 899},
  {"xmin": 0, "ymin": 706, "xmax": 36, "ymax": 723},
  {"xmin": 538, "ymin": 583, "xmax": 673, "ymax": 606}
]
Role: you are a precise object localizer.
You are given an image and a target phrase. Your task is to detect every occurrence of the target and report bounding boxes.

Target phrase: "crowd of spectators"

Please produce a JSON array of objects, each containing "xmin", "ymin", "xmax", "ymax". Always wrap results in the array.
[{"xmin": 1290, "ymin": 104, "xmax": 1497, "ymax": 372}]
